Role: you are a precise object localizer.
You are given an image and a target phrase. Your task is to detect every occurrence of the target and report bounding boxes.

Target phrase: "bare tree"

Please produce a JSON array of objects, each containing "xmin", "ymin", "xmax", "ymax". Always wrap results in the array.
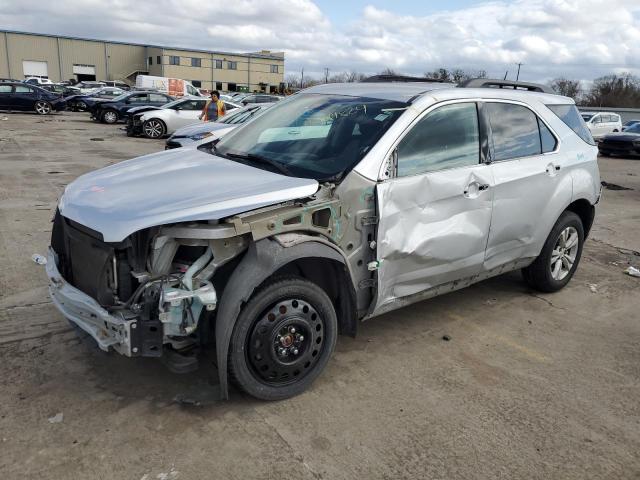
[
  {"xmin": 583, "ymin": 73, "xmax": 640, "ymax": 108},
  {"xmin": 424, "ymin": 68, "xmax": 487, "ymax": 83},
  {"xmin": 549, "ymin": 78, "xmax": 581, "ymax": 101},
  {"xmin": 285, "ymin": 73, "xmax": 301, "ymax": 88},
  {"xmin": 378, "ymin": 67, "xmax": 398, "ymax": 76},
  {"xmin": 345, "ymin": 71, "xmax": 367, "ymax": 83}
]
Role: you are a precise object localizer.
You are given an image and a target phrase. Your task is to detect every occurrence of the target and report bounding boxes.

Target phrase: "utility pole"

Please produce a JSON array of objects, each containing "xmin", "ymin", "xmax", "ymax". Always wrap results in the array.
[
  {"xmin": 516, "ymin": 63, "xmax": 523, "ymax": 81},
  {"xmin": 301, "ymin": 68, "xmax": 304, "ymax": 89},
  {"xmin": 324, "ymin": 67, "xmax": 329, "ymax": 84}
]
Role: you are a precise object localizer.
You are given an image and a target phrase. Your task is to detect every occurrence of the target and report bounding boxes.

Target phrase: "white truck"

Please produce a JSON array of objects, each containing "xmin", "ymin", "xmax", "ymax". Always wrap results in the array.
[{"xmin": 135, "ymin": 75, "xmax": 203, "ymax": 97}]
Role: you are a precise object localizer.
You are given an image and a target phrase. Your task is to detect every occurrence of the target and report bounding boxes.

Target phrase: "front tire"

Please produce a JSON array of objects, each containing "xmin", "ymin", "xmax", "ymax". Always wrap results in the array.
[
  {"xmin": 143, "ymin": 118, "xmax": 166, "ymax": 139},
  {"xmin": 34, "ymin": 101, "xmax": 52, "ymax": 115},
  {"xmin": 101, "ymin": 109, "xmax": 118, "ymax": 124},
  {"xmin": 522, "ymin": 211, "xmax": 584, "ymax": 292},
  {"xmin": 229, "ymin": 276, "xmax": 337, "ymax": 400}
]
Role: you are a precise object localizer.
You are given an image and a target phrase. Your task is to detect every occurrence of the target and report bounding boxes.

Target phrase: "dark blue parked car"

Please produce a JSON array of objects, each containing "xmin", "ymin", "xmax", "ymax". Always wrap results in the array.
[
  {"xmin": 91, "ymin": 91, "xmax": 174, "ymax": 124},
  {"xmin": 0, "ymin": 82, "xmax": 66, "ymax": 114},
  {"xmin": 65, "ymin": 87, "xmax": 125, "ymax": 111}
]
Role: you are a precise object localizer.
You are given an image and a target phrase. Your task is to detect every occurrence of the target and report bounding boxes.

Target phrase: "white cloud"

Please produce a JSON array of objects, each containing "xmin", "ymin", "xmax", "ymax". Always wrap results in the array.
[{"xmin": 0, "ymin": 0, "xmax": 639, "ymax": 82}]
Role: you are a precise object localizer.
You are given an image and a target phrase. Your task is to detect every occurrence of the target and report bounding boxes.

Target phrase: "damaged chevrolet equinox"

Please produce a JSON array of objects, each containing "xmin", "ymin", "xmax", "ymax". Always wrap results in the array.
[{"xmin": 46, "ymin": 79, "xmax": 600, "ymax": 400}]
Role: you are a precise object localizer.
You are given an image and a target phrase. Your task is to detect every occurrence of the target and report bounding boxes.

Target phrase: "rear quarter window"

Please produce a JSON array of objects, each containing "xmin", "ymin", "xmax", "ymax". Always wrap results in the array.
[{"xmin": 547, "ymin": 104, "xmax": 596, "ymax": 146}]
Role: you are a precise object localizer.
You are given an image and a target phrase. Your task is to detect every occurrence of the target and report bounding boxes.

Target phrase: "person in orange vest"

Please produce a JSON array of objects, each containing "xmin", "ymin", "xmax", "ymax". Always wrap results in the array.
[{"xmin": 199, "ymin": 90, "xmax": 226, "ymax": 122}]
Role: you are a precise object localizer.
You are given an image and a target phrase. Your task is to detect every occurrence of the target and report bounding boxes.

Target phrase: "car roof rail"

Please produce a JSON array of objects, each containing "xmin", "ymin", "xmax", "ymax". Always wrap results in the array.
[
  {"xmin": 459, "ymin": 78, "xmax": 555, "ymax": 94},
  {"xmin": 362, "ymin": 74, "xmax": 453, "ymax": 84}
]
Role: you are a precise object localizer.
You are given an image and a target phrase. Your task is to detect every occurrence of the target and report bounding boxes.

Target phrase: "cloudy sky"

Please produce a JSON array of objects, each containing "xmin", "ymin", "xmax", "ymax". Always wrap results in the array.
[{"xmin": 1, "ymin": 0, "xmax": 639, "ymax": 82}]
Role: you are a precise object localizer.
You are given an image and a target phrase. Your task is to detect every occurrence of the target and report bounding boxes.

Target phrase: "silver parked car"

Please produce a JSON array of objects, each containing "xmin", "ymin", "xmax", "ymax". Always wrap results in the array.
[
  {"xmin": 44, "ymin": 80, "xmax": 600, "ymax": 401},
  {"xmin": 165, "ymin": 103, "xmax": 274, "ymax": 149}
]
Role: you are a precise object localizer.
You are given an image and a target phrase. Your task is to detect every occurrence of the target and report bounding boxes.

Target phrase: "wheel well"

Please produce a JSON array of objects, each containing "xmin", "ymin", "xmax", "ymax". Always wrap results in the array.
[
  {"xmin": 271, "ymin": 257, "xmax": 357, "ymax": 337},
  {"xmin": 566, "ymin": 199, "xmax": 595, "ymax": 237}
]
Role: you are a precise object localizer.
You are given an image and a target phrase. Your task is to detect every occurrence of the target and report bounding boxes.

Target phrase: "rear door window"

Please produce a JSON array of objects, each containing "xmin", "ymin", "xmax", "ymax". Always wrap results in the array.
[
  {"xmin": 128, "ymin": 94, "xmax": 149, "ymax": 103},
  {"xmin": 15, "ymin": 85, "xmax": 35, "ymax": 94},
  {"xmin": 397, "ymin": 102, "xmax": 480, "ymax": 176},
  {"xmin": 486, "ymin": 103, "xmax": 541, "ymax": 161},
  {"xmin": 149, "ymin": 94, "xmax": 168, "ymax": 103},
  {"xmin": 0, "ymin": 85, "xmax": 13, "ymax": 93},
  {"xmin": 547, "ymin": 104, "xmax": 596, "ymax": 145}
]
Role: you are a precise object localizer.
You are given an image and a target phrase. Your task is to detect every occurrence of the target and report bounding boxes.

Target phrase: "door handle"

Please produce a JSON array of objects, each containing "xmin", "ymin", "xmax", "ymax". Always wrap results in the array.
[
  {"xmin": 464, "ymin": 183, "xmax": 490, "ymax": 197},
  {"xmin": 546, "ymin": 163, "xmax": 561, "ymax": 175}
]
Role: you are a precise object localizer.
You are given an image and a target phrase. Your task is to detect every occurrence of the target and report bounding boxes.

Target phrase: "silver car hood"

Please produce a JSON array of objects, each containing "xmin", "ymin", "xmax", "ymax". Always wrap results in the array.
[
  {"xmin": 59, "ymin": 149, "xmax": 319, "ymax": 242},
  {"xmin": 173, "ymin": 121, "xmax": 232, "ymax": 137}
]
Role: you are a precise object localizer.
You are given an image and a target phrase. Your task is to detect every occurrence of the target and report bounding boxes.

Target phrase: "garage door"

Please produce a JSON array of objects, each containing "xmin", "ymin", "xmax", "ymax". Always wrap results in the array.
[
  {"xmin": 22, "ymin": 60, "xmax": 48, "ymax": 78},
  {"xmin": 73, "ymin": 64, "xmax": 96, "ymax": 75}
]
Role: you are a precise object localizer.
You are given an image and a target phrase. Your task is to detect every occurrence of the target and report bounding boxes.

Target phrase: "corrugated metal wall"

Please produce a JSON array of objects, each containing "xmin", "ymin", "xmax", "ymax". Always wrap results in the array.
[
  {"xmin": 0, "ymin": 30, "xmax": 284, "ymax": 89},
  {"xmin": 58, "ymin": 38, "xmax": 105, "ymax": 81},
  {"xmin": 0, "ymin": 33, "xmax": 9, "ymax": 78},
  {"xmin": 107, "ymin": 43, "xmax": 146, "ymax": 81},
  {"xmin": 5, "ymin": 32, "xmax": 61, "ymax": 80}
]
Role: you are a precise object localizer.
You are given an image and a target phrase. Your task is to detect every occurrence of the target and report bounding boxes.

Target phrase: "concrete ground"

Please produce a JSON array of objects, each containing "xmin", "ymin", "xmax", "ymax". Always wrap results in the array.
[{"xmin": 0, "ymin": 111, "xmax": 639, "ymax": 480}]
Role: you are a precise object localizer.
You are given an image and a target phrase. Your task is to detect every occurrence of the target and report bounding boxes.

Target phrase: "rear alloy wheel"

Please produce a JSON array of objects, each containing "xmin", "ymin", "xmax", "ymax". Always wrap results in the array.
[
  {"xmin": 102, "ymin": 110, "xmax": 118, "ymax": 124},
  {"xmin": 522, "ymin": 211, "xmax": 584, "ymax": 292},
  {"xmin": 143, "ymin": 119, "xmax": 166, "ymax": 139},
  {"xmin": 34, "ymin": 101, "xmax": 52, "ymax": 115},
  {"xmin": 229, "ymin": 276, "xmax": 337, "ymax": 400},
  {"xmin": 76, "ymin": 100, "xmax": 87, "ymax": 111}
]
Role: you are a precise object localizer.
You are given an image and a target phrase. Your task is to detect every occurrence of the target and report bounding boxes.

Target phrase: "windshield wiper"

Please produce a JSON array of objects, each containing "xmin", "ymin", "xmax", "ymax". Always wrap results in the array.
[{"xmin": 224, "ymin": 152, "xmax": 293, "ymax": 176}]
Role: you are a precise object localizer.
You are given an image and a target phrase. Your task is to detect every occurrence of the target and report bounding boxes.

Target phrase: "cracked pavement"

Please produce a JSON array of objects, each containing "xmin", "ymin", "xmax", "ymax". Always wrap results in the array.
[{"xmin": 0, "ymin": 112, "xmax": 639, "ymax": 479}]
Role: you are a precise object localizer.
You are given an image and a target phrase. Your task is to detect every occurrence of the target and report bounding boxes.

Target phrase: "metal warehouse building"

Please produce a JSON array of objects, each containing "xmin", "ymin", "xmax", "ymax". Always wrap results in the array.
[{"xmin": 0, "ymin": 30, "xmax": 285, "ymax": 93}]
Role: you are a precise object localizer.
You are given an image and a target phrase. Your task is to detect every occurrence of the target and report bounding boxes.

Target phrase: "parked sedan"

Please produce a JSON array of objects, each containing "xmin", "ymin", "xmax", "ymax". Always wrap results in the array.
[
  {"xmin": 92, "ymin": 91, "xmax": 175, "ymax": 124},
  {"xmin": 165, "ymin": 103, "xmax": 274, "ymax": 148},
  {"xmin": 128, "ymin": 98, "xmax": 240, "ymax": 138},
  {"xmin": 0, "ymin": 82, "xmax": 66, "ymax": 114},
  {"xmin": 622, "ymin": 120, "xmax": 640, "ymax": 131},
  {"xmin": 598, "ymin": 123, "xmax": 640, "ymax": 157},
  {"xmin": 240, "ymin": 94, "xmax": 282, "ymax": 105},
  {"xmin": 76, "ymin": 81, "xmax": 106, "ymax": 94},
  {"xmin": 38, "ymin": 84, "xmax": 81, "ymax": 97},
  {"xmin": 65, "ymin": 87, "xmax": 125, "ymax": 111}
]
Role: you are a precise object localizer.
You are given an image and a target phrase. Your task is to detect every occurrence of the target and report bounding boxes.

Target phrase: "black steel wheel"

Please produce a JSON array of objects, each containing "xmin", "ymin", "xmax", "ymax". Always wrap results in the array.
[{"xmin": 229, "ymin": 276, "xmax": 337, "ymax": 400}]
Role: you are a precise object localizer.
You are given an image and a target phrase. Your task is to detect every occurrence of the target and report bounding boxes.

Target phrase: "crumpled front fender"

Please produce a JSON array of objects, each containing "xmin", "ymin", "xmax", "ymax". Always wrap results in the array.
[{"xmin": 214, "ymin": 236, "xmax": 348, "ymax": 399}]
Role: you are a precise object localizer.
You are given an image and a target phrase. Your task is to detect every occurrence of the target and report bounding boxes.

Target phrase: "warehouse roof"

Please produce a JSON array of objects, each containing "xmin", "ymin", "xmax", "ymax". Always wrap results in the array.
[{"xmin": 0, "ymin": 29, "xmax": 284, "ymax": 61}]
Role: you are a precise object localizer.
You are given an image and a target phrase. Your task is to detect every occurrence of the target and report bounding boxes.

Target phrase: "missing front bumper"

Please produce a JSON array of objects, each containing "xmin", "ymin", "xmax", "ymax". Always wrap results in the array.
[{"xmin": 46, "ymin": 247, "xmax": 137, "ymax": 355}]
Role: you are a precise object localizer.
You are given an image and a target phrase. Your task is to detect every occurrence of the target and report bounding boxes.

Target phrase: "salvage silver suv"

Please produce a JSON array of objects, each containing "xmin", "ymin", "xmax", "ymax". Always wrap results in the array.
[{"xmin": 46, "ymin": 79, "xmax": 600, "ymax": 400}]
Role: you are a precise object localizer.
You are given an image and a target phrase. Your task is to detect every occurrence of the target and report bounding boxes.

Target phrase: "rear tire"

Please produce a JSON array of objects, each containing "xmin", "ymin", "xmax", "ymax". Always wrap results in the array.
[
  {"xmin": 522, "ymin": 211, "xmax": 584, "ymax": 292},
  {"xmin": 34, "ymin": 101, "xmax": 52, "ymax": 115},
  {"xmin": 229, "ymin": 276, "xmax": 337, "ymax": 400}
]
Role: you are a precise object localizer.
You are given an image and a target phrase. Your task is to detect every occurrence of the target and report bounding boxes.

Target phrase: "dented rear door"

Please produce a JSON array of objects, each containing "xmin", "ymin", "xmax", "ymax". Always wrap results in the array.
[{"xmin": 374, "ymin": 101, "xmax": 494, "ymax": 311}]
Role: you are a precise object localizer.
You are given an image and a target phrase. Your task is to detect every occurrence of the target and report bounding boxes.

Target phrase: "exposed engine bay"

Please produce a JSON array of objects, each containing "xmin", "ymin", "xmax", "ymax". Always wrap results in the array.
[{"xmin": 49, "ymin": 209, "xmax": 248, "ymax": 358}]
